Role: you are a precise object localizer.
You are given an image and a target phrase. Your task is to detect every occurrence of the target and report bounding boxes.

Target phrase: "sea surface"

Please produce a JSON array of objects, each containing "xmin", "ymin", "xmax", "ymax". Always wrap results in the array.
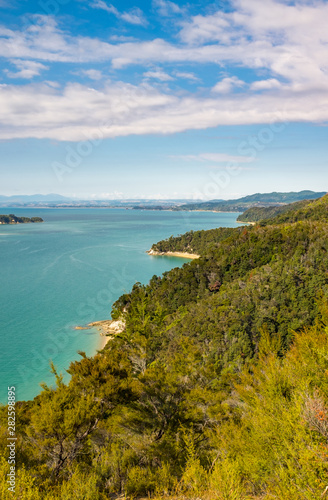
[{"xmin": 0, "ymin": 208, "xmax": 241, "ymax": 403}]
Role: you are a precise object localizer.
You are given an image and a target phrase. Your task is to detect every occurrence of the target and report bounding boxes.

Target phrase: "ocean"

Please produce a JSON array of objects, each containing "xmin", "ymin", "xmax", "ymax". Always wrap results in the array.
[{"xmin": 0, "ymin": 208, "xmax": 240, "ymax": 403}]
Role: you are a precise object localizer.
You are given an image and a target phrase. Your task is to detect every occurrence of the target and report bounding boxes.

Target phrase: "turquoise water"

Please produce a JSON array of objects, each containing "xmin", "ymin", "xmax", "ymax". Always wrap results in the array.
[{"xmin": 0, "ymin": 208, "xmax": 240, "ymax": 403}]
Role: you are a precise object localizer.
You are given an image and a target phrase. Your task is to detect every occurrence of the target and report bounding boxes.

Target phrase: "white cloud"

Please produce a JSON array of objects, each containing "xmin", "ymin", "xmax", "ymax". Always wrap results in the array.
[
  {"xmin": 250, "ymin": 79, "xmax": 282, "ymax": 91},
  {"xmin": 120, "ymin": 9, "xmax": 147, "ymax": 26},
  {"xmin": 0, "ymin": 3, "xmax": 327, "ymax": 97},
  {"xmin": 153, "ymin": 0, "xmax": 183, "ymax": 17},
  {"xmin": 179, "ymin": 0, "xmax": 328, "ymax": 92},
  {"xmin": 0, "ymin": 80, "xmax": 327, "ymax": 142},
  {"xmin": 143, "ymin": 70, "xmax": 174, "ymax": 81},
  {"xmin": 179, "ymin": 11, "xmax": 232, "ymax": 45},
  {"xmin": 0, "ymin": 2, "xmax": 328, "ymax": 139},
  {"xmin": 0, "ymin": 18, "xmax": 174, "ymax": 67},
  {"xmin": 212, "ymin": 76, "xmax": 245, "ymax": 94},
  {"xmin": 80, "ymin": 69, "xmax": 103, "ymax": 80},
  {"xmin": 174, "ymin": 71, "xmax": 200, "ymax": 82},
  {"xmin": 91, "ymin": 1, "xmax": 147, "ymax": 26},
  {"xmin": 4, "ymin": 59, "xmax": 48, "ymax": 79}
]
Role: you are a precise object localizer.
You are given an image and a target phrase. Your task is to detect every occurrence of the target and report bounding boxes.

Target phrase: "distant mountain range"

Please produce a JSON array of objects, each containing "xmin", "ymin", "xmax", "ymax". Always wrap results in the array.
[
  {"xmin": 228, "ymin": 190, "xmax": 324, "ymax": 203},
  {"xmin": 0, "ymin": 191, "xmax": 325, "ymax": 211},
  {"xmin": 173, "ymin": 190, "xmax": 327, "ymax": 212}
]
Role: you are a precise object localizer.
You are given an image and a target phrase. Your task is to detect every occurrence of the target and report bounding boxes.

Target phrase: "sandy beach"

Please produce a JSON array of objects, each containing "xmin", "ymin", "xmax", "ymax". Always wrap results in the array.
[
  {"xmin": 147, "ymin": 249, "xmax": 200, "ymax": 259},
  {"xmin": 75, "ymin": 319, "xmax": 125, "ymax": 350},
  {"xmin": 236, "ymin": 220, "xmax": 256, "ymax": 225},
  {"xmin": 99, "ymin": 333, "xmax": 111, "ymax": 350}
]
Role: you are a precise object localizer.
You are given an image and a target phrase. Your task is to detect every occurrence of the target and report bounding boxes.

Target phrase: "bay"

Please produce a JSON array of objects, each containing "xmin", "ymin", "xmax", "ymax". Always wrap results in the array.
[{"xmin": 0, "ymin": 208, "xmax": 240, "ymax": 403}]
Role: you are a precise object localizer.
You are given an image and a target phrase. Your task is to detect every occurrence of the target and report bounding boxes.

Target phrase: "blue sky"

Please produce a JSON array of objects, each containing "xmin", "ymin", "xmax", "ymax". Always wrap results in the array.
[{"xmin": 0, "ymin": 0, "xmax": 327, "ymax": 200}]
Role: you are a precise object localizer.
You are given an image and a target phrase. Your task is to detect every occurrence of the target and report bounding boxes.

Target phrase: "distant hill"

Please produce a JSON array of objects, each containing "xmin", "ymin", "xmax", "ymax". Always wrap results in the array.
[
  {"xmin": 175, "ymin": 190, "xmax": 326, "ymax": 212},
  {"xmin": 238, "ymin": 195, "xmax": 328, "ymax": 224},
  {"xmin": 232, "ymin": 190, "xmax": 324, "ymax": 203},
  {"xmin": 1, "ymin": 192, "xmax": 323, "ymax": 210},
  {"xmin": 236, "ymin": 200, "xmax": 310, "ymax": 223}
]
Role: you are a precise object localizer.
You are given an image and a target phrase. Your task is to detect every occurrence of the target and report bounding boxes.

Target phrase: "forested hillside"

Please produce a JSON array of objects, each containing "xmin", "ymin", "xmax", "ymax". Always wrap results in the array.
[
  {"xmin": 1, "ymin": 195, "xmax": 328, "ymax": 499},
  {"xmin": 174, "ymin": 190, "xmax": 325, "ymax": 212},
  {"xmin": 236, "ymin": 199, "xmax": 310, "ymax": 222},
  {"xmin": 149, "ymin": 226, "xmax": 236, "ymax": 255},
  {"xmin": 237, "ymin": 195, "xmax": 328, "ymax": 224}
]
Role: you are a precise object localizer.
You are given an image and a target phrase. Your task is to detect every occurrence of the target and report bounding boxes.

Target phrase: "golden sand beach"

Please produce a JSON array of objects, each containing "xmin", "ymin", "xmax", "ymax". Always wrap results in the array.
[{"xmin": 147, "ymin": 249, "xmax": 200, "ymax": 259}]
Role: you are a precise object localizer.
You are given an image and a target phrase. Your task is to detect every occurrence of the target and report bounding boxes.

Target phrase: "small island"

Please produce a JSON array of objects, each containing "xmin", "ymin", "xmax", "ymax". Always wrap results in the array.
[{"xmin": 0, "ymin": 214, "xmax": 43, "ymax": 224}]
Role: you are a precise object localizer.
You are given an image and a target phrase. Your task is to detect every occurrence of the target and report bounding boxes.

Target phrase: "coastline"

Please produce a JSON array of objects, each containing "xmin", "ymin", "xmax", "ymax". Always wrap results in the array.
[
  {"xmin": 83, "ymin": 249, "xmax": 200, "ymax": 351},
  {"xmin": 99, "ymin": 332, "xmax": 111, "ymax": 350},
  {"xmin": 236, "ymin": 220, "xmax": 256, "ymax": 225},
  {"xmin": 75, "ymin": 319, "xmax": 125, "ymax": 350},
  {"xmin": 147, "ymin": 249, "xmax": 200, "ymax": 259}
]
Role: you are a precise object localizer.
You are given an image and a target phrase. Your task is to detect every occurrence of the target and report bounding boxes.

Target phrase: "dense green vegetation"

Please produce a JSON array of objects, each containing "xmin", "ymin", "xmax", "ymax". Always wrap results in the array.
[
  {"xmin": 150, "ymin": 226, "xmax": 236, "ymax": 255},
  {"xmin": 0, "ymin": 214, "xmax": 43, "ymax": 224},
  {"xmin": 1, "ymin": 195, "xmax": 328, "ymax": 499},
  {"xmin": 236, "ymin": 199, "xmax": 310, "ymax": 222},
  {"xmin": 260, "ymin": 193, "xmax": 328, "ymax": 225}
]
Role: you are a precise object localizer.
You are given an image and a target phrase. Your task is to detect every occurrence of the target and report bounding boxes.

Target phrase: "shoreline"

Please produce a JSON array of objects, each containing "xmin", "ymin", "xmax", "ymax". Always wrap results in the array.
[
  {"xmin": 236, "ymin": 220, "xmax": 256, "ymax": 225},
  {"xmin": 147, "ymin": 249, "xmax": 200, "ymax": 259},
  {"xmin": 75, "ymin": 245, "xmax": 202, "ymax": 357},
  {"xmin": 75, "ymin": 319, "xmax": 125, "ymax": 350},
  {"xmin": 99, "ymin": 332, "xmax": 111, "ymax": 350}
]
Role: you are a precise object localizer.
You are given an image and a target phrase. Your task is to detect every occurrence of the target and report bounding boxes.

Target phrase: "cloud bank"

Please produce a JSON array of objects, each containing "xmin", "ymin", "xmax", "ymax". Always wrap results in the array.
[{"xmin": 0, "ymin": 0, "xmax": 327, "ymax": 140}]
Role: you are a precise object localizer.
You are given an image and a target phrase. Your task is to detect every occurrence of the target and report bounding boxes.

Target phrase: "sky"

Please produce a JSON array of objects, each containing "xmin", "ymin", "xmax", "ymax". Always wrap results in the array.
[{"xmin": 0, "ymin": 0, "xmax": 327, "ymax": 200}]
